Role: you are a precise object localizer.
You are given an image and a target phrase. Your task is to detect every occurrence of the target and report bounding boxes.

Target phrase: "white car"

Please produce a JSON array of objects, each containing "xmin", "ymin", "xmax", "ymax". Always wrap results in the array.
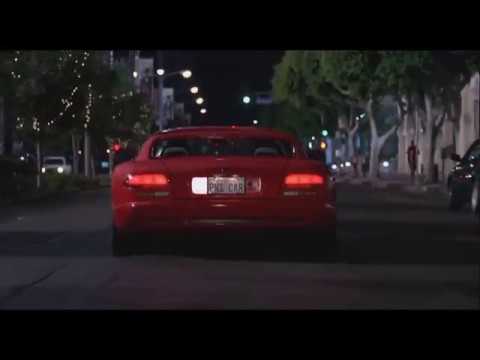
[{"xmin": 42, "ymin": 156, "xmax": 72, "ymax": 175}]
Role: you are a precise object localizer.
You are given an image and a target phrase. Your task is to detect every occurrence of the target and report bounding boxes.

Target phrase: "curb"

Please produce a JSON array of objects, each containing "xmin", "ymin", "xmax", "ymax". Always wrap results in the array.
[{"xmin": 337, "ymin": 177, "xmax": 448, "ymax": 194}]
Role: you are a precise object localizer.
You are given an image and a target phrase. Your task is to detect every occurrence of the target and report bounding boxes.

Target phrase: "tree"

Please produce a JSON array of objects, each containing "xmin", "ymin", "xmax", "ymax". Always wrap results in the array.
[{"xmin": 272, "ymin": 51, "xmax": 349, "ymax": 145}]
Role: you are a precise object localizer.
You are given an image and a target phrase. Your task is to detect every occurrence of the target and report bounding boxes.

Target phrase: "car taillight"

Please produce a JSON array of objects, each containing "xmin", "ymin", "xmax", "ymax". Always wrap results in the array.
[
  {"xmin": 284, "ymin": 173, "xmax": 325, "ymax": 188},
  {"xmin": 125, "ymin": 174, "xmax": 169, "ymax": 189}
]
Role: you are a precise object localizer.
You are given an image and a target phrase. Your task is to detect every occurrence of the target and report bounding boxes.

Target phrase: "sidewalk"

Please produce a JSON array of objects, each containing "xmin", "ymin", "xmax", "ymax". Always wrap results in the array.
[{"xmin": 335, "ymin": 172, "xmax": 448, "ymax": 195}]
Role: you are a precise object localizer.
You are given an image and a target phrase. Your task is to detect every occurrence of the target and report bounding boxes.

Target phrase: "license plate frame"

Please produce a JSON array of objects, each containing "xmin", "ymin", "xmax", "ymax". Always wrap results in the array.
[{"xmin": 207, "ymin": 176, "xmax": 245, "ymax": 195}]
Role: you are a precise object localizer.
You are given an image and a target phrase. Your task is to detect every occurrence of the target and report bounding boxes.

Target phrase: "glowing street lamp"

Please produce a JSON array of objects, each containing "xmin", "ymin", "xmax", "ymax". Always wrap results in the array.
[
  {"xmin": 253, "ymin": 120, "xmax": 259, "ymax": 125},
  {"xmin": 156, "ymin": 68, "xmax": 165, "ymax": 76},
  {"xmin": 242, "ymin": 96, "xmax": 251, "ymax": 104},
  {"xmin": 200, "ymin": 108, "xmax": 207, "ymax": 114},
  {"xmin": 196, "ymin": 97, "xmax": 204, "ymax": 105},
  {"xmin": 182, "ymin": 70, "xmax": 192, "ymax": 79},
  {"xmin": 190, "ymin": 86, "xmax": 199, "ymax": 94},
  {"xmin": 133, "ymin": 71, "xmax": 138, "ymax": 79}
]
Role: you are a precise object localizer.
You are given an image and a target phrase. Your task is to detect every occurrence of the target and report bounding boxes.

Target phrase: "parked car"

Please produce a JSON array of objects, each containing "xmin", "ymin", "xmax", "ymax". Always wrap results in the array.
[
  {"xmin": 42, "ymin": 156, "xmax": 72, "ymax": 175},
  {"xmin": 447, "ymin": 139, "xmax": 480, "ymax": 214}
]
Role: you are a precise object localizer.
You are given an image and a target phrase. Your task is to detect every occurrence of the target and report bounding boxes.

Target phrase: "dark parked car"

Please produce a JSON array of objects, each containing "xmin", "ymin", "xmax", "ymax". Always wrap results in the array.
[{"xmin": 447, "ymin": 139, "xmax": 480, "ymax": 215}]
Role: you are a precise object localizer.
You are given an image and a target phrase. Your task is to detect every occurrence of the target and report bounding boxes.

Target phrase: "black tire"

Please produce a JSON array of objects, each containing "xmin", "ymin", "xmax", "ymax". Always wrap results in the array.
[
  {"xmin": 112, "ymin": 225, "xmax": 135, "ymax": 257},
  {"xmin": 471, "ymin": 180, "xmax": 480, "ymax": 215},
  {"xmin": 448, "ymin": 186, "xmax": 463, "ymax": 211}
]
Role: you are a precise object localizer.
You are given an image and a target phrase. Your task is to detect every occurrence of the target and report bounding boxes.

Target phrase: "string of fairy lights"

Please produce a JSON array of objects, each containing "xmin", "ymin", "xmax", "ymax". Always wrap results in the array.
[
  {"xmin": 13, "ymin": 50, "xmax": 97, "ymax": 133},
  {"xmin": 12, "ymin": 50, "xmax": 140, "ymax": 135}
]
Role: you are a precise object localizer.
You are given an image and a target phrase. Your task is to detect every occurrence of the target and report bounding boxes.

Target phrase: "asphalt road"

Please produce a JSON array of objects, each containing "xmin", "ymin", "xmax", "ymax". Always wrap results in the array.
[{"xmin": 0, "ymin": 185, "xmax": 479, "ymax": 309}]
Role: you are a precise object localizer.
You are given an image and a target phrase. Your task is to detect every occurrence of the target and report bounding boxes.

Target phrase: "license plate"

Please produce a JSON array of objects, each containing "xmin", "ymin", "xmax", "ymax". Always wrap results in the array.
[{"xmin": 208, "ymin": 177, "xmax": 245, "ymax": 194}]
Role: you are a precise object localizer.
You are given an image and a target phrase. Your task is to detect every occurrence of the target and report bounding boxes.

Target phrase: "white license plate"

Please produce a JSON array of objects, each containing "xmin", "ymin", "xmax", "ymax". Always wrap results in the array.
[{"xmin": 208, "ymin": 177, "xmax": 245, "ymax": 194}]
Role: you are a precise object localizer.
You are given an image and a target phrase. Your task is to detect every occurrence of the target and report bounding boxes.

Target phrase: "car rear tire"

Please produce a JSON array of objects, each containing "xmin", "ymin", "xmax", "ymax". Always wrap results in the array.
[
  {"xmin": 448, "ymin": 186, "xmax": 463, "ymax": 211},
  {"xmin": 112, "ymin": 225, "xmax": 135, "ymax": 257},
  {"xmin": 471, "ymin": 180, "xmax": 480, "ymax": 215}
]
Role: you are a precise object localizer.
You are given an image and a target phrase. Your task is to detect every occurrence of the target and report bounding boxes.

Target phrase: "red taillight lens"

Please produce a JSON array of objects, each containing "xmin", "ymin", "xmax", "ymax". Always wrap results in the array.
[
  {"xmin": 284, "ymin": 173, "xmax": 325, "ymax": 187},
  {"xmin": 125, "ymin": 174, "xmax": 169, "ymax": 189}
]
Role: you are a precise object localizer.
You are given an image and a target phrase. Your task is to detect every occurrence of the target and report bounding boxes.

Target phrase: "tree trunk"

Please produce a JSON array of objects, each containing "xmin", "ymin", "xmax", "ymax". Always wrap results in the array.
[
  {"xmin": 423, "ymin": 94, "xmax": 435, "ymax": 183},
  {"xmin": 90, "ymin": 156, "xmax": 96, "ymax": 178},
  {"xmin": 84, "ymin": 130, "xmax": 90, "ymax": 178},
  {"xmin": 366, "ymin": 97, "xmax": 400, "ymax": 179},
  {"xmin": 72, "ymin": 133, "xmax": 79, "ymax": 175},
  {"xmin": 36, "ymin": 140, "xmax": 41, "ymax": 189},
  {"xmin": 369, "ymin": 136, "xmax": 381, "ymax": 178}
]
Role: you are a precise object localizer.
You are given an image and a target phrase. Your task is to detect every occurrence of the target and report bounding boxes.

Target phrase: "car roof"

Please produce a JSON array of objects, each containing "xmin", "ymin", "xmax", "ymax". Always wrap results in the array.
[
  {"xmin": 154, "ymin": 126, "xmax": 298, "ymax": 141},
  {"xmin": 44, "ymin": 156, "xmax": 65, "ymax": 160}
]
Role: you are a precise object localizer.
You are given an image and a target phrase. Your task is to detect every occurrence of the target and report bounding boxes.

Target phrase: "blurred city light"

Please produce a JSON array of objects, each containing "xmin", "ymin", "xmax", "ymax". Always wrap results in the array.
[
  {"xmin": 182, "ymin": 70, "xmax": 192, "ymax": 79},
  {"xmin": 242, "ymin": 96, "xmax": 251, "ymax": 104}
]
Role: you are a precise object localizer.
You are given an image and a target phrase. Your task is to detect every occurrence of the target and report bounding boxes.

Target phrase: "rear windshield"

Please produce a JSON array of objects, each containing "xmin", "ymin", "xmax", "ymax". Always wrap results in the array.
[
  {"xmin": 151, "ymin": 137, "xmax": 295, "ymax": 158},
  {"xmin": 44, "ymin": 158, "xmax": 64, "ymax": 165}
]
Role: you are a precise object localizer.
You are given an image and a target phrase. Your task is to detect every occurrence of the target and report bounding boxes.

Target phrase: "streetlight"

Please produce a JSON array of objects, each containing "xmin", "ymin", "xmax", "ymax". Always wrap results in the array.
[
  {"xmin": 196, "ymin": 97, "xmax": 204, "ymax": 105},
  {"xmin": 311, "ymin": 136, "xmax": 316, "ymax": 141},
  {"xmin": 133, "ymin": 71, "xmax": 138, "ymax": 78},
  {"xmin": 253, "ymin": 120, "xmax": 259, "ymax": 125},
  {"xmin": 200, "ymin": 108, "xmax": 207, "ymax": 114},
  {"xmin": 190, "ymin": 86, "xmax": 199, "ymax": 94},
  {"xmin": 182, "ymin": 70, "xmax": 192, "ymax": 79},
  {"xmin": 156, "ymin": 68, "xmax": 165, "ymax": 76},
  {"xmin": 321, "ymin": 130, "xmax": 328, "ymax": 137},
  {"xmin": 242, "ymin": 96, "xmax": 251, "ymax": 104}
]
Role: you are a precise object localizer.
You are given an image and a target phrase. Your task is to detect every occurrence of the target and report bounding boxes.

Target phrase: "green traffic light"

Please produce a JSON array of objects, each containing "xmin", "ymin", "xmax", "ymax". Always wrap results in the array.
[{"xmin": 321, "ymin": 130, "xmax": 328, "ymax": 137}]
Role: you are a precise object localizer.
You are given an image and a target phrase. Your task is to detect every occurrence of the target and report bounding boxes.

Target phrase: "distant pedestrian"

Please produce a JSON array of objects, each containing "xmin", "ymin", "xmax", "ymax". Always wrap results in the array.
[{"xmin": 407, "ymin": 140, "xmax": 419, "ymax": 185}]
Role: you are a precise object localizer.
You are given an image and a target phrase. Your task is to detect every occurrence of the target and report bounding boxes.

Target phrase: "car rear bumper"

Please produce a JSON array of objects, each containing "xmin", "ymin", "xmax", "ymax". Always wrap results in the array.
[{"xmin": 113, "ymin": 197, "xmax": 335, "ymax": 233}]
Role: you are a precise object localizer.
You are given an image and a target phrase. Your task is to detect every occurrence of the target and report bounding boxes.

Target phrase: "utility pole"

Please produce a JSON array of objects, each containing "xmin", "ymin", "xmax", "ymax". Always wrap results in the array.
[{"xmin": 154, "ymin": 50, "xmax": 164, "ymax": 132}]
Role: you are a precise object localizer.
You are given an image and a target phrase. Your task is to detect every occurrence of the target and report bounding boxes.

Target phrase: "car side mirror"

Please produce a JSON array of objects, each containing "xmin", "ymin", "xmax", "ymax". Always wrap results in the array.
[{"xmin": 450, "ymin": 153, "xmax": 462, "ymax": 162}]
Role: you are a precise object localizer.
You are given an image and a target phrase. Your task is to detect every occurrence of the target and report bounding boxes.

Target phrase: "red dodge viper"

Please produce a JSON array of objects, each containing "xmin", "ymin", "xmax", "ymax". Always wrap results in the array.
[{"xmin": 111, "ymin": 126, "xmax": 336, "ymax": 256}]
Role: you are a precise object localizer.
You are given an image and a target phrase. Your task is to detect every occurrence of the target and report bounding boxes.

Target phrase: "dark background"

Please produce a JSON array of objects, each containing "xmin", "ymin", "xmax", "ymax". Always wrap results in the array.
[{"xmin": 133, "ymin": 50, "xmax": 284, "ymax": 126}]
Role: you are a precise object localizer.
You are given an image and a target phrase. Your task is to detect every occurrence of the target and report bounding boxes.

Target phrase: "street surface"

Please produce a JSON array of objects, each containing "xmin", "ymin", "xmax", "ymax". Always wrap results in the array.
[{"xmin": 0, "ymin": 184, "xmax": 479, "ymax": 309}]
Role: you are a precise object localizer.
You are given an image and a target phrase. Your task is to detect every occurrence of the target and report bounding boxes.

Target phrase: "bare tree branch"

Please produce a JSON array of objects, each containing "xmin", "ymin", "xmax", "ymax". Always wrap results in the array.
[
  {"xmin": 349, "ymin": 120, "xmax": 359, "ymax": 136},
  {"xmin": 379, "ymin": 122, "xmax": 400, "ymax": 147},
  {"xmin": 435, "ymin": 110, "xmax": 447, "ymax": 132},
  {"xmin": 366, "ymin": 98, "xmax": 377, "ymax": 138}
]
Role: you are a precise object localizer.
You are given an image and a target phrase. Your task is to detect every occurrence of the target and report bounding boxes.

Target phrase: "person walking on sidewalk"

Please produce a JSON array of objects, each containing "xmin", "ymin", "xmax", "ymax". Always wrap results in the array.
[{"xmin": 407, "ymin": 140, "xmax": 419, "ymax": 185}]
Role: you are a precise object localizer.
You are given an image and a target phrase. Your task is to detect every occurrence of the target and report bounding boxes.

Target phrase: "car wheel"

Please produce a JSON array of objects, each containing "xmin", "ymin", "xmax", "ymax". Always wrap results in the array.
[
  {"xmin": 448, "ymin": 186, "xmax": 463, "ymax": 211},
  {"xmin": 471, "ymin": 180, "xmax": 480, "ymax": 214},
  {"xmin": 112, "ymin": 225, "xmax": 135, "ymax": 257}
]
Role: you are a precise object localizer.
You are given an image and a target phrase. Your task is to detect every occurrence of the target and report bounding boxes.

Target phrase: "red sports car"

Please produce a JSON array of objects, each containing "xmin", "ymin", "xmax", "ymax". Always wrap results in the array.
[{"xmin": 111, "ymin": 126, "xmax": 336, "ymax": 256}]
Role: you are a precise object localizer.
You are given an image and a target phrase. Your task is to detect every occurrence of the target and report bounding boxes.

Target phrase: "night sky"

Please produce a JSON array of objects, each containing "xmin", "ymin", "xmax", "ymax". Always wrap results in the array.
[
  {"xmin": 187, "ymin": 51, "xmax": 284, "ymax": 125},
  {"xmin": 140, "ymin": 50, "xmax": 284, "ymax": 126}
]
